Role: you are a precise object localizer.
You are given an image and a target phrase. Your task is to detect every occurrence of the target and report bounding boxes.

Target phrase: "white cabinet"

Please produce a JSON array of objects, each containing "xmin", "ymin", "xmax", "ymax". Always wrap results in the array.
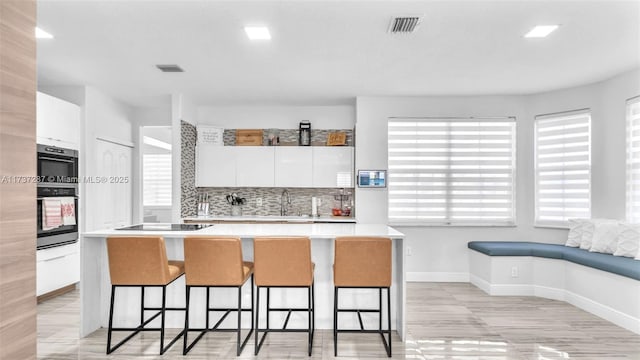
[
  {"xmin": 236, "ymin": 147, "xmax": 275, "ymax": 187},
  {"xmin": 195, "ymin": 146, "xmax": 354, "ymax": 188},
  {"xmin": 196, "ymin": 145, "xmax": 236, "ymax": 187},
  {"xmin": 37, "ymin": 92, "xmax": 81, "ymax": 149},
  {"xmin": 312, "ymin": 147, "xmax": 354, "ymax": 187},
  {"xmin": 274, "ymin": 147, "xmax": 313, "ymax": 187},
  {"xmin": 36, "ymin": 242, "xmax": 80, "ymax": 296}
]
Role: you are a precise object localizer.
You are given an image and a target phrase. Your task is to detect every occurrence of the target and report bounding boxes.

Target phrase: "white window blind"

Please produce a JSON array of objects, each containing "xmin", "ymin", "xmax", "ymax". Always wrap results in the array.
[
  {"xmin": 143, "ymin": 154, "xmax": 172, "ymax": 206},
  {"xmin": 387, "ymin": 117, "xmax": 516, "ymax": 226},
  {"xmin": 534, "ymin": 110, "xmax": 591, "ymax": 227},
  {"xmin": 627, "ymin": 96, "xmax": 640, "ymax": 223}
]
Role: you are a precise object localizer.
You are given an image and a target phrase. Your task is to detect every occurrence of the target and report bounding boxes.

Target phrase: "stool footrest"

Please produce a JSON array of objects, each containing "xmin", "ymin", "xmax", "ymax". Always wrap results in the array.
[
  {"xmin": 337, "ymin": 329, "xmax": 389, "ymax": 333},
  {"xmin": 144, "ymin": 307, "xmax": 185, "ymax": 311},
  {"xmin": 208, "ymin": 307, "xmax": 252, "ymax": 312}
]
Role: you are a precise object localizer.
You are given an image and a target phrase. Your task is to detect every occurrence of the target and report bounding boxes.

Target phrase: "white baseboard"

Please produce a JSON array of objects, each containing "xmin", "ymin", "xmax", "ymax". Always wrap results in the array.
[
  {"xmin": 565, "ymin": 289, "xmax": 640, "ymax": 334},
  {"xmin": 407, "ymin": 272, "xmax": 469, "ymax": 282},
  {"xmin": 469, "ymin": 274, "xmax": 491, "ymax": 293},
  {"xmin": 469, "ymin": 280, "xmax": 640, "ymax": 335},
  {"xmin": 533, "ymin": 285, "xmax": 565, "ymax": 301}
]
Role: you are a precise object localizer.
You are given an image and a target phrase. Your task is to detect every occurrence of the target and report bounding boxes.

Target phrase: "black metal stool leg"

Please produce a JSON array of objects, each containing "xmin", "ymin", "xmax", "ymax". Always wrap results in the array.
[
  {"xmin": 387, "ymin": 287, "xmax": 392, "ymax": 357},
  {"xmin": 159, "ymin": 285, "xmax": 167, "ymax": 354},
  {"xmin": 183, "ymin": 285, "xmax": 191, "ymax": 355},
  {"xmin": 237, "ymin": 285, "xmax": 242, "ymax": 356},
  {"xmin": 307, "ymin": 285, "xmax": 312, "ymax": 356},
  {"xmin": 254, "ymin": 286, "xmax": 260, "ymax": 355},
  {"xmin": 106, "ymin": 285, "xmax": 116, "ymax": 354},
  {"xmin": 333, "ymin": 286, "xmax": 338, "ymax": 357},
  {"xmin": 141, "ymin": 286, "xmax": 145, "ymax": 325}
]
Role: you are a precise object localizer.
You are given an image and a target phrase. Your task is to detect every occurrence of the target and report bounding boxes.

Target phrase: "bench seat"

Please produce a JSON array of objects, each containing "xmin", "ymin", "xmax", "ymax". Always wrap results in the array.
[{"xmin": 468, "ymin": 241, "xmax": 640, "ymax": 281}]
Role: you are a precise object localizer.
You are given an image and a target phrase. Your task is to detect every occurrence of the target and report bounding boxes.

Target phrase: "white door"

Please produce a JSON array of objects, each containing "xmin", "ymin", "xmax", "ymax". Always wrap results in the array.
[{"xmin": 94, "ymin": 140, "xmax": 132, "ymax": 230}]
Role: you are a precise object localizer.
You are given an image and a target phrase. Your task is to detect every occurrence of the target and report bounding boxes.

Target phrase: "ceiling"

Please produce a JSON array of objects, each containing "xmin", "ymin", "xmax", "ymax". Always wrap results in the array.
[{"xmin": 37, "ymin": 0, "xmax": 640, "ymax": 108}]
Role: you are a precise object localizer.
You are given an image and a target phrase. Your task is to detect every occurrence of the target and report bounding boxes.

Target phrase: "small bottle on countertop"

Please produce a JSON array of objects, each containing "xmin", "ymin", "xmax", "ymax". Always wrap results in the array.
[{"xmin": 311, "ymin": 197, "xmax": 318, "ymax": 217}]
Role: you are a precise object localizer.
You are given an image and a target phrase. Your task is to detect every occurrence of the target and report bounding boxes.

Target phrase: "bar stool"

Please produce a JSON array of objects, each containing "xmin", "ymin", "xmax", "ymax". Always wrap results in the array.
[
  {"xmin": 253, "ymin": 236, "xmax": 315, "ymax": 356},
  {"xmin": 106, "ymin": 236, "xmax": 186, "ymax": 355},
  {"xmin": 333, "ymin": 236, "xmax": 392, "ymax": 357},
  {"xmin": 182, "ymin": 236, "xmax": 254, "ymax": 356}
]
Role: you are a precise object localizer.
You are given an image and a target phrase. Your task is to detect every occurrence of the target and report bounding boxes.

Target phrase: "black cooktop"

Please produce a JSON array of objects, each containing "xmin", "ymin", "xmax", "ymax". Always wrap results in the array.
[{"xmin": 116, "ymin": 224, "xmax": 212, "ymax": 231}]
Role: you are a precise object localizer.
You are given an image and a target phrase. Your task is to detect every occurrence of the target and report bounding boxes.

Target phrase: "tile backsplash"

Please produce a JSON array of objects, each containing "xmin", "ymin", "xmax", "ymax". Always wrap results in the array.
[
  {"xmin": 191, "ymin": 187, "xmax": 354, "ymax": 217},
  {"xmin": 181, "ymin": 122, "xmax": 355, "ymax": 218}
]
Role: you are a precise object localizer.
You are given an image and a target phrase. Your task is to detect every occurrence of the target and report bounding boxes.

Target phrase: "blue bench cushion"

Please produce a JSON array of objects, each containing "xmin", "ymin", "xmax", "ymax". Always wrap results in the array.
[
  {"xmin": 562, "ymin": 247, "xmax": 640, "ymax": 281},
  {"xmin": 468, "ymin": 241, "xmax": 640, "ymax": 281}
]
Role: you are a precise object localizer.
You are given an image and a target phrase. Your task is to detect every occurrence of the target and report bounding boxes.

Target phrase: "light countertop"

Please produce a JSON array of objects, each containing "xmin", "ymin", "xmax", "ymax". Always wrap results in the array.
[
  {"xmin": 182, "ymin": 215, "xmax": 356, "ymax": 223},
  {"xmin": 83, "ymin": 223, "xmax": 403, "ymax": 238}
]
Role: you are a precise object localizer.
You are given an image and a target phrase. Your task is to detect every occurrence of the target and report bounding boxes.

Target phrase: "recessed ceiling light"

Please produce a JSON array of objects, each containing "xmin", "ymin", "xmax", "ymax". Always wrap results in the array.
[
  {"xmin": 35, "ymin": 27, "xmax": 54, "ymax": 39},
  {"xmin": 524, "ymin": 25, "xmax": 559, "ymax": 38},
  {"xmin": 244, "ymin": 26, "xmax": 271, "ymax": 40}
]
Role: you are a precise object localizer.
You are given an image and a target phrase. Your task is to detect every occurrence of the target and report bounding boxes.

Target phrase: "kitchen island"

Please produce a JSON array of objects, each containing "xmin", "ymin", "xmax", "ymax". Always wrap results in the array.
[{"xmin": 81, "ymin": 223, "xmax": 406, "ymax": 339}]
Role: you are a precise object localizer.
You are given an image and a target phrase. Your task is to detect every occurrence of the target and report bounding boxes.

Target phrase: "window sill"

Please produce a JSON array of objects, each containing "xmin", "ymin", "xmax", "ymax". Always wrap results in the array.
[
  {"xmin": 388, "ymin": 222, "xmax": 517, "ymax": 228},
  {"xmin": 534, "ymin": 224, "xmax": 571, "ymax": 230}
]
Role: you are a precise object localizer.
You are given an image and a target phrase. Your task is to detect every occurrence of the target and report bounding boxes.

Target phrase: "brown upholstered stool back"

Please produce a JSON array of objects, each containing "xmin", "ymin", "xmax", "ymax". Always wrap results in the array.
[
  {"xmin": 334, "ymin": 236, "xmax": 392, "ymax": 287},
  {"xmin": 184, "ymin": 236, "xmax": 251, "ymax": 286},
  {"xmin": 254, "ymin": 236, "xmax": 313, "ymax": 286},
  {"xmin": 107, "ymin": 236, "xmax": 179, "ymax": 286}
]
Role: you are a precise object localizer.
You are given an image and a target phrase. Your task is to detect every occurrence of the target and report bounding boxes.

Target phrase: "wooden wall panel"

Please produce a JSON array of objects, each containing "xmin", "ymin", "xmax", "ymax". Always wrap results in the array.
[{"xmin": 0, "ymin": 1, "xmax": 37, "ymax": 360}]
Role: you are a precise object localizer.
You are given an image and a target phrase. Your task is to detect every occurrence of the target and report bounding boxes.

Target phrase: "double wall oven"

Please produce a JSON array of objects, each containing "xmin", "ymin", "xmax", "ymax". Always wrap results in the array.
[{"xmin": 37, "ymin": 144, "xmax": 79, "ymax": 249}]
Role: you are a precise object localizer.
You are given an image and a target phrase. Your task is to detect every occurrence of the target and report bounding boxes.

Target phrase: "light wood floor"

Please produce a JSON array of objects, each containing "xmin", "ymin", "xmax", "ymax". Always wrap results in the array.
[{"xmin": 38, "ymin": 282, "xmax": 640, "ymax": 359}]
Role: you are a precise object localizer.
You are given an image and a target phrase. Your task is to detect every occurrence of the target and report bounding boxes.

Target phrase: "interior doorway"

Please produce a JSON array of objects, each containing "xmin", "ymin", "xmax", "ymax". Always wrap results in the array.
[{"xmin": 141, "ymin": 126, "xmax": 172, "ymax": 223}]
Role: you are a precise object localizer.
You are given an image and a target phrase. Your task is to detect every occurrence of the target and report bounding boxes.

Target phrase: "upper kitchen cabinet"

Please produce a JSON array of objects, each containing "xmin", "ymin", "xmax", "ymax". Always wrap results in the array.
[
  {"xmin": 274, "ymin": 147, "xmax": 312, "ymax": 187},
  {"xmin": 196, "ymin": 144, "xmax": 236, "ymax": 187},
  {"xmin": 235, "ymin": 147, "xmax": 275, "ymax": 187},
  {"xmin": 37, "ymin": 92, "xmax": 81, "ymax": 149},
  {"xmin": 312, "ymin": 147, "xmax": 354, "ymax": 187}
]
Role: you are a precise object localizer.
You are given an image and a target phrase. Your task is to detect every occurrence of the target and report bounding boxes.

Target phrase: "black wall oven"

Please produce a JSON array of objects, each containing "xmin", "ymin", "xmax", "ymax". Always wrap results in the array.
[
  {"xmin": 37, "ymin": 186, "xmax": 79, "ymax": 249},
  {"xmin": 37, "ymin": 144, "xmax": 78, "ymax": 185},
  {"xmin": 37, "ymin": 144, "xmax": 79, "ymax": 249}
]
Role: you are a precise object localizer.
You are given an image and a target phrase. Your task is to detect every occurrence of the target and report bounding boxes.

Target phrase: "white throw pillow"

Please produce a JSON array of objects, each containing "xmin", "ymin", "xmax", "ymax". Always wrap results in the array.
[
  {"xmin": 589, "ymin": 221, "xmax": 623, "ymax": 254},
  {"xmin": 613, "ymin": 223, "xmax": 640, "ymax": 258},
  {"xmin": 580, "ymin": 219, "xmax": 617, "ymax": 250},
  {"xmin": 565, "ymin": 219, "xmax": 587, "ymax": 247}
]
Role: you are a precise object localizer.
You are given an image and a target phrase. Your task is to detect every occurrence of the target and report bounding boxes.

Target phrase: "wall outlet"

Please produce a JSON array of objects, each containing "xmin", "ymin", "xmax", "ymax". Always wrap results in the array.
[
  {"xmin": 511, "ymin": 266, "xmax": 518, "ymax": 278},
  {"xmin": 256, "ymin": 198, "xmax": 263, "ymax": 207},
  {"xmin": 406, "ymin": 246, "xmax": 412, "ymax": 256}
]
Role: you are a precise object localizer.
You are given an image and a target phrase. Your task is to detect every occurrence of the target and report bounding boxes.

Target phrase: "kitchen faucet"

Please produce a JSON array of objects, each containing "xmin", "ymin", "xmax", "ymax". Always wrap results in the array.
[{"xmin": 280, "ymin": 189, "xmax": 291, "ymax": 216}]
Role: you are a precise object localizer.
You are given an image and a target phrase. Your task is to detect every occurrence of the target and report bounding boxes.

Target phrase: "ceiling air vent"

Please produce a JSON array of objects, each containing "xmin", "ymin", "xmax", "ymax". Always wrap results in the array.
[
  {"xmin": 156, "ymin": 64, "xmax": 184, "ymax": 73},
  {"xmin": 388, "ymin": 16, "xmax": 422, "ymax": 34}
]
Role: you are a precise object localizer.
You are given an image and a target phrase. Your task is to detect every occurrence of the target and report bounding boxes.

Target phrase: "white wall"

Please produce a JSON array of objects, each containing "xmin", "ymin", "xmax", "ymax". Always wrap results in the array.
[
  {"xmin": 197, "ymin": 105, "xmax": 355, "ymax": 129},
  {"xmin": 355, "ymin": 68, "xmax": 640, "ymax": 280}
]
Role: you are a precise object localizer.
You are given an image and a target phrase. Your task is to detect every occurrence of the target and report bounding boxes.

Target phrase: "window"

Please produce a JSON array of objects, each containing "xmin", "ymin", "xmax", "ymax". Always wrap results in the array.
[
  {"xmin": 387, "ymin": 117, "xmax": 516, "ymax": 226},
  {"xmin": 534, "ymin": 110, "xmax": 591, "ymax": 227},
  {"xmin": 143, "ymin": 153, "xmax": 172, "ymax": 206},
  {"xmin": 627, "ymin": 96, "xmax": 640, "ymax": 223}
]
